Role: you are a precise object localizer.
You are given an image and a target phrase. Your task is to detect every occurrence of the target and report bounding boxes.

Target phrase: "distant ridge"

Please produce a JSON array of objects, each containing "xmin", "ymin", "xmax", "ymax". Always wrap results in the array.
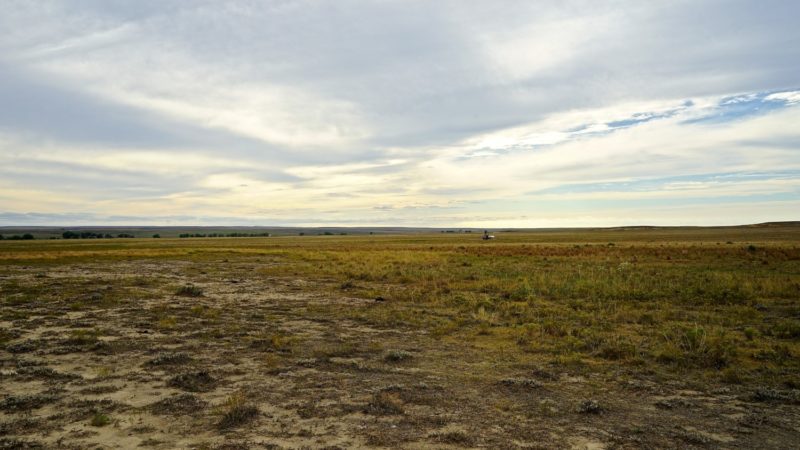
[
  {"xmin": 1, "ymin": 221, "xmax": 799, "ymax": 239},
  {"xmin": 747, "ymin": 221, "xmax": 800, "ymax": 227}
]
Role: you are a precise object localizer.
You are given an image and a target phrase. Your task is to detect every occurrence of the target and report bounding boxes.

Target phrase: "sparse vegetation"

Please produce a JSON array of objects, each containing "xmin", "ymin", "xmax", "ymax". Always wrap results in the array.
[{"xmin": 1, "ymin": 227, "xmax": 799, "ymax": 448}]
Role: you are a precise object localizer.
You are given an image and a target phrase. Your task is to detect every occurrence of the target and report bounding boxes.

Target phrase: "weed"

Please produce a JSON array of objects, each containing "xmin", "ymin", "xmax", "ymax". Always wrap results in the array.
[{"xmin": 89, "ymin": 413, "xmax": 111, "ymax": 427}]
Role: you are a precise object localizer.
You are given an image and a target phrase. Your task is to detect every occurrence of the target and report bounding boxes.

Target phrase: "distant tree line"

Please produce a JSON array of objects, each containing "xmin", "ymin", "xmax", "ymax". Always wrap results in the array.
[
  {"xmin": 178, "ymin": 232, "xmax": 271, "ymax": 238},
  {"xmin": 298, "ymin": 232, "xmax": 348, "ymax": 235},
  {"xmin": 1, "ymin": 231, "xmax": 274, "ymax": 241},
  {"xmin": 62, "ymin": 231, "xmax": 135, "ymax": 239},
  {"xmin": 0, "ymin": 233, "xmax": 35, "ymax": 240}
]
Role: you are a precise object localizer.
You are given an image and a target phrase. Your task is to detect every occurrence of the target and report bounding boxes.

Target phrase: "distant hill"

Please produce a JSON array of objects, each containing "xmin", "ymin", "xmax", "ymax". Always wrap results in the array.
[
  {"xmin": 1, "ymin": 221, "xmax": 798, "ymax": 240},
  {"xmin": 747, "ymin": 221, "xmax": 800, "ymax": 228}
]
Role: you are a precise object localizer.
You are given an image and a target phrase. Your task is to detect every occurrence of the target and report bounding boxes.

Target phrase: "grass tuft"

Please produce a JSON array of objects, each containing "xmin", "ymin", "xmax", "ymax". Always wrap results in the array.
[{"xmin": 217, "ymin": 392, "xmax": 259, "ymax": 429}]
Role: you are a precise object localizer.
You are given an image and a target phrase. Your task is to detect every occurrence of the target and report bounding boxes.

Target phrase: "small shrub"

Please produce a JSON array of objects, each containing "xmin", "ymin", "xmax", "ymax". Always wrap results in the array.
[
  {"xmin": 175, "ymin": 285, "xmax": 204, "ymax": 297},
  {"xmin": 538, "ymin": 398, "xmax": 558, "ymax": 416},
  {"xmin": 720, "ymin": 367, "xmax": 745, "ymax": 384},
  {"xmin": 499, "ymin": 378, "xmax": 543, "ymax": 389},
  {"xmin": 64, "ymin": 329, "xmax": 100, "ymax": 346},
  {"xmin": 365, "ymin": 391, "xmax": 404, "ymax": 415},
  {"xmin": 0, "ymin": 394, "xmax": 59, "ymax": 412},
  {"xmin": 147, "ymin": 352, "xmax": 191, "ymax": 366},
  {"xmin": 656, "ymin": 326, "xmax": 738, "ymax": 369},
  {"xmin": 90, "ymin": 413, "xmax": 111, "ymax": 427},
  {"xmin": 217, "ymin": 392, "xmax": 259, "ymax": 429},
  {"xmin": 384, "ymin": 350, "xmax": 413, "ymax": 363},
  {"xmin": 168, "ymin": 371, "xmax": 216, "ymax": 392},
  {"xmin": 151, "ymin": 394, "xmax": 207, "ymax": 416},
  {"xmin": 752, "ymin": 388, "xmax": 800, "ymax": 404},
  {"xmin": 771, "ymin": 320, "xmax": 800, "ymax": 339},
  {"xmin": 431, "ymin": 430, "xmax": 474, "ymax": 445},
  {"xmin": 577, "ymin": 399, "xmax": 602, "ymax": 414},
  {"xmin": 753, "ymin": 344, "xmax": 793, "ymax": 364},
  {"xmin": 596, "ymin": 335, "xmax": 638, "ymax": 360},
  {"xmin": 6, "ymin": 340, "xmax": 36, "ymax": 354}
]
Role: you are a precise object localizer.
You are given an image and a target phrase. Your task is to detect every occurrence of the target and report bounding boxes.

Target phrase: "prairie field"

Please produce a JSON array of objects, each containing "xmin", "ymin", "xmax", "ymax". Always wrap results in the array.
[{"xmin": 1, "ymin": 227, "xmax": 799, "ymax": 449}]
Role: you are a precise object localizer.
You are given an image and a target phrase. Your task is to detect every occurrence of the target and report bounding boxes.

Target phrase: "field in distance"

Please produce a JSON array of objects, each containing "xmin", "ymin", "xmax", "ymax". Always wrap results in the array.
[{"xmin": 1, "ymin": 226, "xmax": 799, "ymax": 448}]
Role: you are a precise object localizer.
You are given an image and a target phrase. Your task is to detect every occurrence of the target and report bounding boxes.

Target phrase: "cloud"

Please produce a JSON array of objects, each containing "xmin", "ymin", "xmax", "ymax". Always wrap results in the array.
[{"xmin": 0, "ymin": 1, "xmax": 799, "ymax": 226}]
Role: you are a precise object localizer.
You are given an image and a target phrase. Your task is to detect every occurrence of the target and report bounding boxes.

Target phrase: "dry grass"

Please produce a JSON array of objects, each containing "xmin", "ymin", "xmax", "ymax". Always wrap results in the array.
[{"xmin": 1, "ymin": 226, "xmax": 799, "ymax": 448}]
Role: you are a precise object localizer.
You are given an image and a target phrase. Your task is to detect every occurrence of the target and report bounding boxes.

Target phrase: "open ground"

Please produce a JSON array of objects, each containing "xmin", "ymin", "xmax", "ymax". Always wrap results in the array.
[{"xmin": 1, "ymin": 226, "xmax": 799, "ymax": 449}]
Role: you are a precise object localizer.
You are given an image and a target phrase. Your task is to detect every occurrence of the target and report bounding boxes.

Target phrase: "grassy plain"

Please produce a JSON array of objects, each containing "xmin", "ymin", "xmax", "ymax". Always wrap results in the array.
[{"xmin": 1, "ymin": 226, "xmax": 799, "ymax": 448}]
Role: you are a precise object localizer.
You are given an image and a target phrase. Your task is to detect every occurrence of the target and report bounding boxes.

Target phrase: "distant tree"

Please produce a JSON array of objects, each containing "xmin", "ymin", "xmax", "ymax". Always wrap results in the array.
[
  {"xmin": 299, "ymin": 232, "xmax": 305, "ymax": 236},
  {"xmin": 153, "ymin": 234, "xmax": 161, "ymax": 238},
  {"xmin": 22, "ymin": 233, "xmax": 34, "ymax": 240},
  {"xmin": 0, "ymin": 234, "xmax": 4, "ymax": 240}
]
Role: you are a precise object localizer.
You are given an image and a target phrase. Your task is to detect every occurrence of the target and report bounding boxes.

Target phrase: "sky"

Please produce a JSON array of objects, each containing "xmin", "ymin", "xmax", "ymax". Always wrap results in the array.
[{"xmin": 1, "ymin": 0, "xmax": 799, "ymax": 228}]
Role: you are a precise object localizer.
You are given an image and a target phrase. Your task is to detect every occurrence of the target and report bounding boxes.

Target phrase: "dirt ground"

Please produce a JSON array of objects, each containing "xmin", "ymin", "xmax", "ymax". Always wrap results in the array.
[{"xmin": 2, "ymin": 252, "xmax": 799, "ymax": 449}]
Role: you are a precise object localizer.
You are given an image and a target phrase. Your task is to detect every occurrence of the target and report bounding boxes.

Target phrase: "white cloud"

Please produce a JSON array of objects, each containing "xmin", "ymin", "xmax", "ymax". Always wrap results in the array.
[
  {"xmin": 1, "ymin": 1, "xmax": 799, "ymax": 226},
  {"xmin": 765, "ymin": 90, "xmax": 800, "ymax": 104}
]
